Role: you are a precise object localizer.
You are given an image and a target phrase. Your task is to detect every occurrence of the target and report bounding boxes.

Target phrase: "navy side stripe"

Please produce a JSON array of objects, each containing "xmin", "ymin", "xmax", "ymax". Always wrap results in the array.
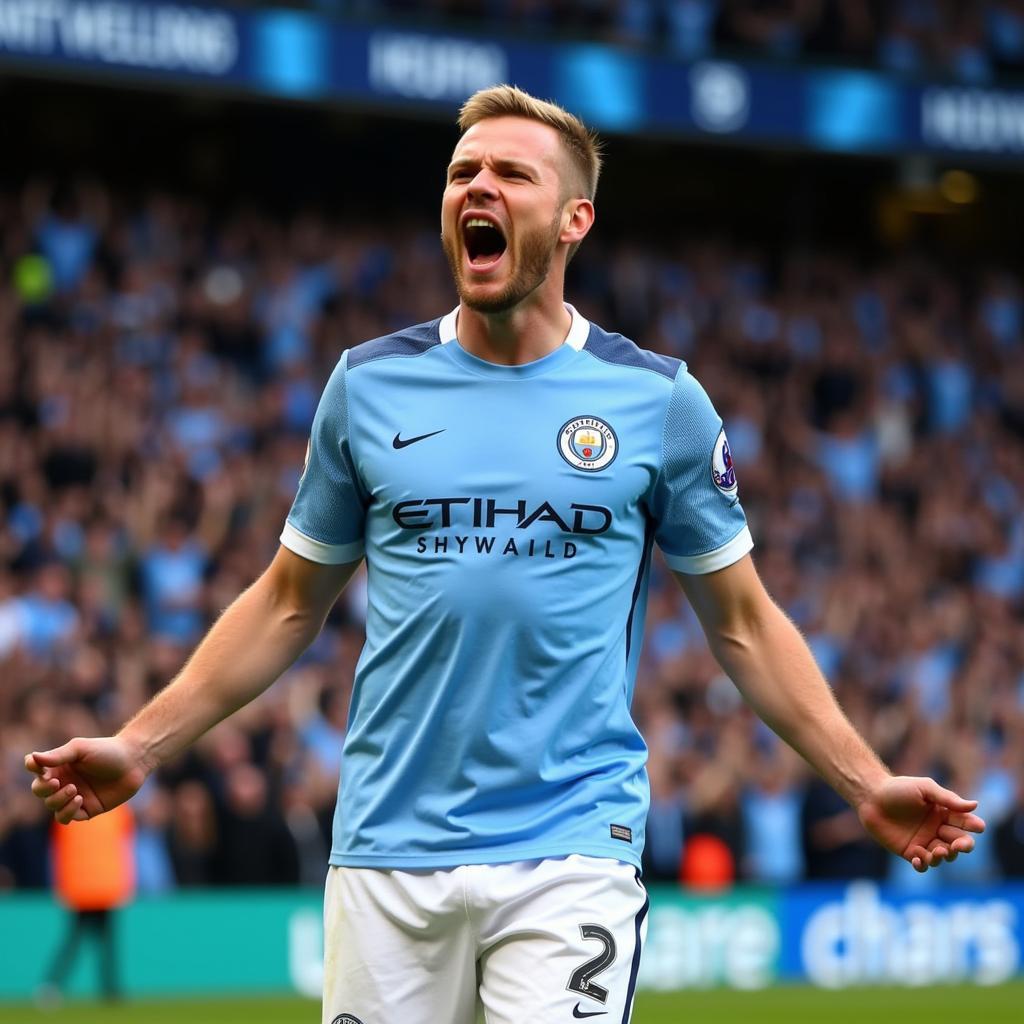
[
  {"xmin": 621, "ymin": 879, "xmax": 650, "ymax": 1024},
  {"xmin": 624, "ymin": 519, "xmax": 655, "ymax": 663}
]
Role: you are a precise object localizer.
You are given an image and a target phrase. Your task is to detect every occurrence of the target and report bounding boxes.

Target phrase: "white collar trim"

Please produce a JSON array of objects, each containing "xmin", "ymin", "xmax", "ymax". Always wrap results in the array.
[
  {"xmin": 439, "ymin": 307, "xmax": 459, "ymax": 344},
  {"xmin": 438, "ymin": 304, "xmax": 590, "ymax": 351}
]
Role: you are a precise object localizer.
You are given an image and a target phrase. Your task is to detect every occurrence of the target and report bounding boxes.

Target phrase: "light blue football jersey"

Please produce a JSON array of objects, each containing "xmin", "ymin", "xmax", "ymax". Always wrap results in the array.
[{"xmin": 281, "ymin": 305, "xmax": 752, "ymax": 870}]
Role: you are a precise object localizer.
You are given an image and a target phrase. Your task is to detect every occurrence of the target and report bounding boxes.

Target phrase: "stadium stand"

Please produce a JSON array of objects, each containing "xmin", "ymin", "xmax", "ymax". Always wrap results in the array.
[{"xmin": 1, "ymin": 177, "xmax": 1021, "ymax": 890}]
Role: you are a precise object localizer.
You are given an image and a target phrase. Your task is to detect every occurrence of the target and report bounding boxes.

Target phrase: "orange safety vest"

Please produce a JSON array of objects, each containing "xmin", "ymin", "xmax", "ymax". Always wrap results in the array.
[{"xmin": 51, "ymin": 804, "xmax": 136, "ymax": 910}]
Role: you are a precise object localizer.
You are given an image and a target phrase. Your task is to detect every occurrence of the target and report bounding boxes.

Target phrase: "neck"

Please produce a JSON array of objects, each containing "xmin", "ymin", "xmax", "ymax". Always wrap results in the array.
[{"xmin": 456, "ymin": 290, "xmax": 572, "ymax": 366}]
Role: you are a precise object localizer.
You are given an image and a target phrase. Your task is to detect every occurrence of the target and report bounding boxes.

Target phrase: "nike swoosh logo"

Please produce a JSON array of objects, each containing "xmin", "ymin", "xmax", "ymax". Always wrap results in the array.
[
  {"xmin": 392, "ymin": 429, "xmax": 445, "ymax": 449},
  {"xmin": 572, "ymin": 1006, "xmax": 607, "ymax": 1019}
]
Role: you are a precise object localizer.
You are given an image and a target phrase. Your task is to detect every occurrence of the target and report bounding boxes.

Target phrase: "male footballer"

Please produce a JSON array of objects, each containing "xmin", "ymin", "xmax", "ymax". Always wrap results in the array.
[{"xmin": 27, "ymin": 86, "xmax": 985, "ymax": 1023}]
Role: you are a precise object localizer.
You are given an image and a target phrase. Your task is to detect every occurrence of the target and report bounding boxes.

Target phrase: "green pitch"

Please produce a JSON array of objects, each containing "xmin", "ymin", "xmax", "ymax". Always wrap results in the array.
[{"xmin": 1, "ymin": 985, "xmax": 1022, "ymax": 1024}]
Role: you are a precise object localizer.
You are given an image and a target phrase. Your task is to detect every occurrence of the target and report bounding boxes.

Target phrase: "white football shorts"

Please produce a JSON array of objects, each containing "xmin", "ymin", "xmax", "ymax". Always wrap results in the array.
[{"xmin": 322, "ymin": 854, "xmax": 649, "ymax": 1024}]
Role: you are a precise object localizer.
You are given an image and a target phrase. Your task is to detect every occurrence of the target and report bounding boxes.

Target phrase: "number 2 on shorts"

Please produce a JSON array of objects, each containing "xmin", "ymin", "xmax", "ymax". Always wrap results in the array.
[{"xmin": 566, "ymin": 924, "xmax": 617, "ymax": 1004}]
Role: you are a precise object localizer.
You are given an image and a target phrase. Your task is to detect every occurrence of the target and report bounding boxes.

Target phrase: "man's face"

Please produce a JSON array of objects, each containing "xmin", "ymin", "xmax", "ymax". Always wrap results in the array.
[{"xmin": 441, "ymin": 116, "xmax": 573, "ymax": 314}]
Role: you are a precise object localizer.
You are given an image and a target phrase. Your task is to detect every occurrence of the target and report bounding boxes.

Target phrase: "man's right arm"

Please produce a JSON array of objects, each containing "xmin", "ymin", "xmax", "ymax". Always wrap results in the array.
[{"xmin": 25, "ymin": 546, "xmax": 359, "ymax": 824}]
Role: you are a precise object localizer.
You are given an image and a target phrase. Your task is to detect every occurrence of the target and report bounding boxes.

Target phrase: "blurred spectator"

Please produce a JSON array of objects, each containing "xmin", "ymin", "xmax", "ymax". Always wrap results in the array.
[
  {"xmin": 301, "ymin": 683, "xmax": 349, "ymax": 778},
  {"xmin": 283, "ymin": 770, "xmax": 333, "ymax": 887},
  {"xmin": 211, "ymin": 762, "xmax": 299, "ymax": 886},
  {"xmin": 133, "ymin": 783, "xmax": 177, "ymax": 894},
  {"xmin": 139, "ymin": 515, "xmax": 209, "ymax": 644},
  {"xmin": 642, "ymin": 747, "xmax": 686, "ymax": 881},
  {"xmin": 740, "ymin": 745, "xmax": 806, "ymax": 884},
  {"xmin": 15, "ymin": 562, "xmax": 80, "ymax": 660},
  {"xmin": 0, "ymin": 738, "xmax": 50, "ymax": 889},
  {"xmin": 30, "ymin": 183, "xmax": 101, "ymax": 295},
  {"xmin": 995, "ymin": 784, "xmax": 1024, "ymax": 877},
  {"xmin": 168, "ymin": 781, "xmax": 219, "ymax": 886},
  {"xmin": 801, "ymin": 776, "xmax": 888, "ymax": 879}
]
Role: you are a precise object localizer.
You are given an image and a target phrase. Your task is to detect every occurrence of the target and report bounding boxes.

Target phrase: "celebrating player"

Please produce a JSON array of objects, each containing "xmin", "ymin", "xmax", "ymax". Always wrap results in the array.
[{"xmin": 26, "ymin": 86, "xmax": 985, "ymax": 1023}]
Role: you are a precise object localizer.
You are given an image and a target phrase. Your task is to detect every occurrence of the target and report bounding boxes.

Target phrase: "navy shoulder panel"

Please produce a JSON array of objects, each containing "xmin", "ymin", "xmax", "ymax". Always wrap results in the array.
[
  {"xmin": 582, "ymin": 324, "xmax": 682, "ymax": 382},
  {"xmin": 346, "ymin": 319, "xmax": 442, "ymax": 370}
]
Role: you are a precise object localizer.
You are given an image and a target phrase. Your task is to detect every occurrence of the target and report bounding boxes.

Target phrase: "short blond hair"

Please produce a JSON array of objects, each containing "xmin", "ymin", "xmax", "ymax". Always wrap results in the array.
[{"xmin": 458, "ymin": 85, "xmax": 603, "ymax": 201}]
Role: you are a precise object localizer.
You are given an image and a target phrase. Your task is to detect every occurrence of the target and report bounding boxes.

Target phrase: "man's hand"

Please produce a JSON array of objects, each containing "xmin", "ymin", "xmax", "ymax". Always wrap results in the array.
[
  {"xmin": 858, "ymin": 776, "xmax": 986, "ymax": 872},
  {"xmin": 24, "ymin": 737, "xmax": 150, "ymax": 825}
]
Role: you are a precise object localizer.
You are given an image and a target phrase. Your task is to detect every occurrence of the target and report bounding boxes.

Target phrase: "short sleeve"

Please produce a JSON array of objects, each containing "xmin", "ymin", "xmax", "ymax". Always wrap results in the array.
[
  {"xmin": 651, "ymin": 367, "xmax": 753, "ymax": 574},
  {"xmin": 280, "ymin": 352, "xmax": 368, "ymax": 564}
]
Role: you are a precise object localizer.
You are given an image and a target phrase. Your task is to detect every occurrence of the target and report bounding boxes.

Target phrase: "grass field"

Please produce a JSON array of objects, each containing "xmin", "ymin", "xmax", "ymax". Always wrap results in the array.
[{"xmin": 1, "ymin": 984, "xmax": 1022, "ymax": 1024}]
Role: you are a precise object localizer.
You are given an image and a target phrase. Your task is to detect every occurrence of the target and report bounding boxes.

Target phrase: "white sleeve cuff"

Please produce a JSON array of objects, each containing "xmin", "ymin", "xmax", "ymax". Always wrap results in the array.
[
  {"xmin": 280, "ymin": 521, "xmax": 365, "ymax": 565},
  {"xmin": 660, "ymin": 525, "xmax": 753, "ymax": 575}
]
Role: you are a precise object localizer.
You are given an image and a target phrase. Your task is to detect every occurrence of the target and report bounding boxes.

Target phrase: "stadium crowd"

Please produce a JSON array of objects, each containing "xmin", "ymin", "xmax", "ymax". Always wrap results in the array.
[
  {"xmin": 0, "ymin": 178, "xmax": 1022, "ymax": 893},
  {"xmin": 336, "ymin": 0, "xmax": 1024, "ymax": 82}
]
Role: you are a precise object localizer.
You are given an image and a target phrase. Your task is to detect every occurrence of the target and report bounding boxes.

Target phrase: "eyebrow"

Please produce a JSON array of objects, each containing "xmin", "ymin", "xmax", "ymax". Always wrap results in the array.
[{"xmin": 447, "ymin": 156, "xmax": 542, "ymax": 178}]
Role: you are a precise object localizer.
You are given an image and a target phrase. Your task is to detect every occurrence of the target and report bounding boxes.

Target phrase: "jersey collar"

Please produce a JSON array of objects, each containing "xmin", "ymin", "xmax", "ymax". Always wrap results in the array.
[{"xmin": 438, "ymin": 303, "xmax": 591, "ymax": 352}]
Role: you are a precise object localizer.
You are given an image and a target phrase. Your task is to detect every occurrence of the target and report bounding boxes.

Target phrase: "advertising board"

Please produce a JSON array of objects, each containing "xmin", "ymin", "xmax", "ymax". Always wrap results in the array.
[{"xmin": 1, "ymin": 882, "xmax": 1021, "ymax": 999}]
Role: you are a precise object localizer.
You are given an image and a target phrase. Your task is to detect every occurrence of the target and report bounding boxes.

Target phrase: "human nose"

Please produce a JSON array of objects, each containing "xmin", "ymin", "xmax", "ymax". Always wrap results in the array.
[{"xmin": 466, "ymin": 169, "xmax": 499, "ymax": 202}]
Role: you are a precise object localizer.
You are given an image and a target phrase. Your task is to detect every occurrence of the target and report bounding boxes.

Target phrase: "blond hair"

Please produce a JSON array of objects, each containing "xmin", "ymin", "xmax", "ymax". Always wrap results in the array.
[{"xmin": 458, "ymin": 85, "xmax": 603, "ymax": 201}]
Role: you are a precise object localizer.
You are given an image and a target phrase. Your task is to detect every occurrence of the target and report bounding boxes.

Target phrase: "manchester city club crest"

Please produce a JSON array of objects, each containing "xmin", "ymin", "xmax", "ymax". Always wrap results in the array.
[
  {"xmin": 558, "ymin": 416, "xmax": 618, "ymax": 472},
  {"xmin": 711, "ymin": 428, "xmax": 738, "ymax": 496}
]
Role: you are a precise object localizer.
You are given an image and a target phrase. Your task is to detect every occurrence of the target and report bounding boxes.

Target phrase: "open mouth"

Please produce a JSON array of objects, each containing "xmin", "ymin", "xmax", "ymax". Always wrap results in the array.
[{"xmin": 462, "ymin": 216, "xmax": 507, "ymax": 269}]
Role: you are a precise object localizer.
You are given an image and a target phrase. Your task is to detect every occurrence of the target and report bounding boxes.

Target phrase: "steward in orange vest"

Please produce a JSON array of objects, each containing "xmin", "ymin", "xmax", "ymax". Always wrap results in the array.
[{"xmin": 42, "ymin": 803, "xmax": 135, "ymax": 1001}]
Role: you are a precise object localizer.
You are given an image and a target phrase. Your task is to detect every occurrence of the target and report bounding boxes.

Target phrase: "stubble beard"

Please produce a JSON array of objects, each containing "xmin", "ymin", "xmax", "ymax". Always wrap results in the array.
[{"xmin": 442, "ymin": 209, "xmax": 562, "ymax": 315}]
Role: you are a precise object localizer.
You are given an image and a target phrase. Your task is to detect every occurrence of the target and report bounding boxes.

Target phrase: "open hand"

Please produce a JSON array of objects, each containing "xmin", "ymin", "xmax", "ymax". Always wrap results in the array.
[
  {"xmin": 24, "ymin": 737, "xmax": 149, "ymax": 825},
  {"xmin": 858, "ymin": 776, "xmax": 985, "ymax": 872}
]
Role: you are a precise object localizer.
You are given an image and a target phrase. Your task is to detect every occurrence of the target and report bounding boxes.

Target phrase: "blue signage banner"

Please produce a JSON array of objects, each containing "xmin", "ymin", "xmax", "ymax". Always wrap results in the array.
[
  {"xmin": 0, "ymin": 0, "xmax": 245, "ymax": 80},
  {"xmin": 639, "ymin": 881, "xmax": 1024, "ymax": 990},
  {"xmin": 779, "ymin": 881, "xmax": 1024, "ymax": 988},
  {"xmin": 2, "ymin": 0, "xmax": 1024, "ymax": 160}
]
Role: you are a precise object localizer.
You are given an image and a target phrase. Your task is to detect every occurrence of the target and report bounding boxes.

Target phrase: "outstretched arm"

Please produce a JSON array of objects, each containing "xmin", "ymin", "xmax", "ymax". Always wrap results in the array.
[
  {"xmin": 676, "ymin": 554, "xmax": 985, "ymax": 872},
  {"xmin": 25, "ymin": 546, "xmax": 359, "ymax": 824}
]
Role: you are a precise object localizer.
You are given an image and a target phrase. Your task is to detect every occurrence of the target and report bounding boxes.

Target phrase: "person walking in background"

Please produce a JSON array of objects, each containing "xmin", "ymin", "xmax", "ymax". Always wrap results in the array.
[{"xmin": 39, "ymin": 802, "xmax": 135, "ymax": 1003}]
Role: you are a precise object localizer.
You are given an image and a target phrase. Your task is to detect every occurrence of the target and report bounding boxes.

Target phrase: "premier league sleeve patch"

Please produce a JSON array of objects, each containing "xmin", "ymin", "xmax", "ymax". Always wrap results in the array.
[
  {"xmin": 558, "ymin": 415, "xmax": 618, "ymax": 472},
  {"xmin": 711, "ymin": 428, "xmax": 738, "ymax": 498}
]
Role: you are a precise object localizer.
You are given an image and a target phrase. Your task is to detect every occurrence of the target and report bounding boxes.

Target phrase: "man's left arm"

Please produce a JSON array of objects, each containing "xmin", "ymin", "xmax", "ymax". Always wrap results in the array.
[{"xmin": 675, "ymin": 554, "xmax": 985, "ymax": 872}]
